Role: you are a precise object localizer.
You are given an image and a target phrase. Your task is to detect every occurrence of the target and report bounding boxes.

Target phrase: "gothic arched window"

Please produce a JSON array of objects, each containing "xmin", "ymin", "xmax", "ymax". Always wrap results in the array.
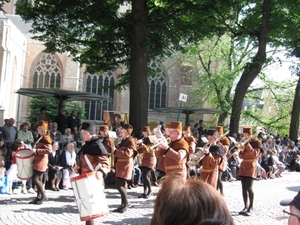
[
  {"xmin": 148, "ymin": 61, "xmax": 167, "ymax": 109},
  {"xmin": 32, "ymin": 54, "xmax": 61, "ymax": 88},
  {"xmin": 85, "ymin": 71, "xmax": 115, "ymax": 121}
]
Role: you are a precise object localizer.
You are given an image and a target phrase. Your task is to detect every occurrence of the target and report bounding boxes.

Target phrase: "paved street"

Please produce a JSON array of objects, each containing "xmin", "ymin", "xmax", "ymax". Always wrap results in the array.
[{"xmin": 0, "ymin": 171, "xmax": 299, "ymax": 225}]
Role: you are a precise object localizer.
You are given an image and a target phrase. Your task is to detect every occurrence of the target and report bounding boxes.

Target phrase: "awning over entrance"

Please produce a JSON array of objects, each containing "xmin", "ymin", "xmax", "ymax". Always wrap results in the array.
[
  {"xmin": 16, "ymin": 88, "xmax": 107, "ymax": 113},
  {"xmin": 152, "ymin": 107, "xmax": 223, "ymax": 126}
]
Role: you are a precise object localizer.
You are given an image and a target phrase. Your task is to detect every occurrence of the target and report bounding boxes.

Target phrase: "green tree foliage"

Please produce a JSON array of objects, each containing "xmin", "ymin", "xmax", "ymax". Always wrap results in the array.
[
  {"xmin": 15, "ymin": 0, "xmax": 233, "ymax": 135},
  {"xmin": 16, "ymin": 0, "xmax": 300, "ymax": 135},
  {"xmin": 28, "ymin": 98, "xmax": 85, "ymax": 124}
]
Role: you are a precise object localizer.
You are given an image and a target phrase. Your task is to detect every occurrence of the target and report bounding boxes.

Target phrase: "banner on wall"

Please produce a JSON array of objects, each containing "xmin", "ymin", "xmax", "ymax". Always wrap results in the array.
[{"xmin": 103, "ymin": 110, "xmax": 129, "ymax": 131}]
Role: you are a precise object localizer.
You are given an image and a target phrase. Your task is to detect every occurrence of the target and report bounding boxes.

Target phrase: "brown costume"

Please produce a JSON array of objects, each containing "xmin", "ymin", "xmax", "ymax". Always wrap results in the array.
[
  {"xmin": 115, "ymin": 137, "xmax": 136, "ymax": 180},
  {"xmin": 33, "ymin": 121, "xmax": 52, "ymax": 172},
  {"xmin": 100, "ymin": 125, "xmax": 115, "ymax": 169},
  {"xmin": 238, "ymin": 138, "xmax": 261, "ymax": 179},
  {"xmin": 200, "ymin": 144, "xmax": 223, "ymax": 189},
  {"xmin": 30, "ymin": 120, "xmax": 52, "ymax": 205},
  {"xmin": 156, "ymin": 135, "xmax": 189, "ymax": 180},
  {"xmin": 184, "ymin": 136, "xmax": 197, "ymax": 154},
  {"xmin": 215, "ymin": 126, "xmax": 230, "ymax": 172}
]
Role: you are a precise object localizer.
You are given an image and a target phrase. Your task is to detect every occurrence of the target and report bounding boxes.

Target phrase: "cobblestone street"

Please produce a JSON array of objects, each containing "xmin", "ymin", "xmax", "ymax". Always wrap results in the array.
[{"xmin": 0, "ymin": 171, "xmax": 299, "ymax": 225}]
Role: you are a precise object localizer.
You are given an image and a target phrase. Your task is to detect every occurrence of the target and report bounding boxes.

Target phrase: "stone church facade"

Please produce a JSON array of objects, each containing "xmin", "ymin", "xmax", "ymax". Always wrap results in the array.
[{"xmin": 0, "ymin": 2, "xmax": 213, "ymax": 129}]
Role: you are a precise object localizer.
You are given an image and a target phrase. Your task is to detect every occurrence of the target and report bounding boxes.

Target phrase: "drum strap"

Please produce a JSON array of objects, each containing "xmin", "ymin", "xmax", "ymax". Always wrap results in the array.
[{"xmin": 84, "ymin": 155, "xmax": 105, "ymax": 174}]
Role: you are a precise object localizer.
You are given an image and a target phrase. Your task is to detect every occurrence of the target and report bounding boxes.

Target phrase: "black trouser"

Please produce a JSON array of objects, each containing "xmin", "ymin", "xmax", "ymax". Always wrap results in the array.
[
  {"xmin": 32, "ymin": 170, "xmax": 45, "ymax": 199},
  {"xmin": 141, "ymin": 167, "xmax": 152, "ymax": 194},
  {"xmin": 217, "ymin": 170, "xmax": 224, "ymax": 194},
  {"xmin": 115, "ymin": 178, "xmax": 128, "ymax": 207},
  {"xmin": 150, "ymin": 169, "xmax": 158, "ymax": 183},
  {"xmin": 240, "ymin": 176, "xmax": 254, "ymax": 209}
]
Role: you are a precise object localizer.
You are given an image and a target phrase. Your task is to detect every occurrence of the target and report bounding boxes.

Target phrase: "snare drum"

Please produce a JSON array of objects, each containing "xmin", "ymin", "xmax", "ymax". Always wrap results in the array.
[
  {"xmin": 70, "ymin": 172, "xmax": 109, "ymax": 221},
  {"xmin": 15, "ymin": 148, "xmax": 34, "ymax": 180}
]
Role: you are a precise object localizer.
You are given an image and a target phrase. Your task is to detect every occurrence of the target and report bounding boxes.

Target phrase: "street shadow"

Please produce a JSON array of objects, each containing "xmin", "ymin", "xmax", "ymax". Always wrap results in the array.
[
  {"xmin": 13, "ymin": 204, "xmax": 78, "ymax": 214},
  {"xmin": 0, "ymin": 195, "xmax": 75, "ymax": 205},
  {"xmin": 100, "ymin": 214, "xmax": 152, "ymax": 225},
  {"xmin": 286, "ymin": 186, "xmax": 300, "ymax": 192}
]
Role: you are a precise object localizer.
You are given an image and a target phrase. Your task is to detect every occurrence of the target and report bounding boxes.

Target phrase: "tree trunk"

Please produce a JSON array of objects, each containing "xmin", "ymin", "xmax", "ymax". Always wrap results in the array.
[
  {"xmin": 289, "ymin": 75, "xmax": 300, "ymax": 141},
  {"xmin": 217, "ymin": 111, "xmax": 228, "ymax": 126},
  {"xmin": 129, "ymin": 0, "xmax": 149, "ymax": 137},
  {"xmin": 229, "ymin": 0, "xmax": 271, "ymax": 135}
]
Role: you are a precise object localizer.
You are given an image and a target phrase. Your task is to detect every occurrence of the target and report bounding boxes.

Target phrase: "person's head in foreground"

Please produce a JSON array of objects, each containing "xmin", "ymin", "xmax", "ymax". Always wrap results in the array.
[
  {"xmin": 150, "ymin": 176, "xmax": 234, "ymax": 225},
  {"xmin": 280, "ymin": 191, "xmax": 300, "ymax": 225}
]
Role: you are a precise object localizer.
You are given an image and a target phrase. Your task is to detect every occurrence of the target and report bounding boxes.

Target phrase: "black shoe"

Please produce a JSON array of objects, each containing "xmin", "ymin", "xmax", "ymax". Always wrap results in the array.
[
  {"xmin": 238, "ymin": 207, "xmax": 248, "ymax": 215},
  {"xmin": 51, "ymin": 187, "xmax": 56, "ymax": 191},
  {"xmin": 245, "ymin": 207, "xmax": 253, "ymax": 216},
  {"xmin": 112, "ymin": 205, "xmax": 124, "ymax": 212},
  {"xmin": 118, "ymin": 206, "xmax": 128, "ymax": 213},
  {"xmin": 138, "ymin": 193, "xmax": 146, "ymax": 198},
  {"xmin": 145, "ymin": 192, "xmax": 153, "ymax": 199},
  {"xmin": 29, "ymin": 198, "xmax": 40, "ymax": 204},
  {"xmin": 36, "ymin": 196, "xmax": 48, "ymax": 205},
  {"xmin": 113, "ymin": 206, "xmax": 128, "ymax": 213}
]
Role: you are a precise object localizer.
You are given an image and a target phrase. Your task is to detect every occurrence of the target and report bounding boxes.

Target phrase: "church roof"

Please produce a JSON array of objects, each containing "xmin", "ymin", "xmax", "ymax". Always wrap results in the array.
[{"xmin": 5, "ymin": 14, "xmax": 32, "ymax": 34}]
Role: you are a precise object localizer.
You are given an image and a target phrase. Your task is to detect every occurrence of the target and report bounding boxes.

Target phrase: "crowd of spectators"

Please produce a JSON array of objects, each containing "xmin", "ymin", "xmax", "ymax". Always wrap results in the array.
[{"xmin": 0, "ymin": 107, "xmax": 83, "ymax": 194}]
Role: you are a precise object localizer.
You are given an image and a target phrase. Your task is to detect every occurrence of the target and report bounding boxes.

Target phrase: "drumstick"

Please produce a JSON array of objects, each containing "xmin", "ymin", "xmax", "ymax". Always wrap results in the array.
[{"xmin": 33, "ymin": 135, "xmax": 43, "ymax": 150}]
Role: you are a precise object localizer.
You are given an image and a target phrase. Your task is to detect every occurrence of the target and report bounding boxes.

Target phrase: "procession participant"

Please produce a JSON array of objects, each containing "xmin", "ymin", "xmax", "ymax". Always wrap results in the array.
[
  {"xmin": 238, "ymin": 127, "xmax": 262, "ymax": 216},
  {"xmin": 157, "ymin": 121, "xmax": 189, "ymax": 180},
  {"xmin": 99, "ymin": 125, "xmax": 115, "ymax": 168},
  {"xmin": 183, "ymin": 126, "xmax": 197, "ymax": 154},
  {"xmin": 155, "ymin": 123, "xmax": 170, "ymax": 180},
  {"xmin": 137, "ymin": 126, "xmax": 156, "ymax": 198},
  {"xmin": 29, "ymin": 120, "xmax": 52, "ymax": 205},
  {"xmin": 199, "ymin": 130, "xmax": 223, "ymax": 189},
  {"xmin": 215, "ymin": 126, "xmax": 232, "ymax": 195},
  {"xmin": 75, "ymin": 122, "xmax": 110, "ymax": 225},
  {"xmin": 113, "ymin": 124, "xmax": 137, "ymax": 213},
  {"xmin": 183, "ymin": 126, "xmax": 197, "ymax": 177}
]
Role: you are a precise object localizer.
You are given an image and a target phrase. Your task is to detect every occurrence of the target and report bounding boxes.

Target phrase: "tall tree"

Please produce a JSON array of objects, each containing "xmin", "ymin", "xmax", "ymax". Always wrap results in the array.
[
  {"xmin": 16, "ymin": 0, "xmax": 230, "ymax": 135},
  {"xmin": 229, "ymin": 0, "xmax": 271, "ymax": 135}
]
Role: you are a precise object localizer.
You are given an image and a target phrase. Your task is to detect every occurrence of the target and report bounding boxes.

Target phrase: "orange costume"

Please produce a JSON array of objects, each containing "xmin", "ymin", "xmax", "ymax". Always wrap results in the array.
[
  {"xmin": 200, "ymin": 144, "xmax": 223, "ymax": 189},
  {"xmin": 156, "ymin": 122, "xmax": 189, "ymax": 180},
  {"xmin": 115, "ymin": 136, "xmax": 137, "ymax": 180},
  {"xmin": 183, "ymin": 126, "xmax": 197, "ymax": 155},
  {"xmin": 238, "ymin": 138, "xmax": 261, "ymax": 178}
]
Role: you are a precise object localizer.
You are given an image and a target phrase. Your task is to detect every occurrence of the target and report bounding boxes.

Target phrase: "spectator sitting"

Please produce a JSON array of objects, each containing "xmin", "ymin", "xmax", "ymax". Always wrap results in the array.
[
  {"xmin": 290, "ymin": 155, "xmax": 300, "ymax": 172},
  {"xmin": 227, "ymin": 151, "xmax": 240, "ymax": 179},
  {"xmin": 62, "ymin": 128, "xmax": 74, "ymax": 148},
  {"xmin": 50, "ymin": 122, "xmax": 64, "ymax": 149},
  {"xmin": 73, "ymin": 125, "xmax": 83, "ymax": 148},
  {"xmin": 60, "ymin": 142, "xmax": 78, "ymax": 190},
  {"xmin": 150, "ymin": 176, "xmax": 234, "ymax": 225},
  {"xmin": 0, "ymin": 138, "xmax": 7, "ymax": 166},
  {"xmin": 0, "ymin": 156, "xmax": 9, "ymax": 194},
  {"xmin": 17, "ymin": 122, "xmax": 34, "ymax": 148},
  {"xmin": 285, "ymin": 147, "xmax": 297, "ymax": 169},
  {"xmin": 272, "ymin": 149, "xmax": 285, "ymax": 177},
  {"xmin": 48, "ymin": 141, "xmax": 62, "ymax": 191}
]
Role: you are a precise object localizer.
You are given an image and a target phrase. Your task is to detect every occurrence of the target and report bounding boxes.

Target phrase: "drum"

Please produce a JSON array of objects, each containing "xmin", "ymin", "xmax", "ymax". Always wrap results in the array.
[
  {"xmin": 15, "ymin": 148, "xmax": 34, "ymax": 180},
  {"xmin": 70, "ymin": 172, "xmax": 109, "ymax": 221}
]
